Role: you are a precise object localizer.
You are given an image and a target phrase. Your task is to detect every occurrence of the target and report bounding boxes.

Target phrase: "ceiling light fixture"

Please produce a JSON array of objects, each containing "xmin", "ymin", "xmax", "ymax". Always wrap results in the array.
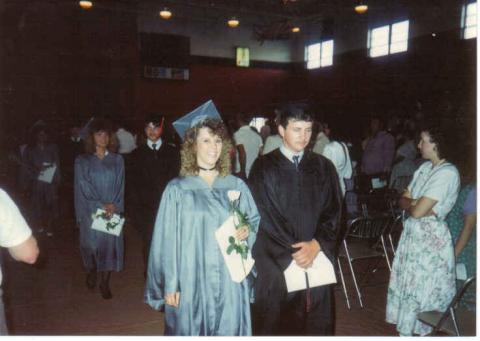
[
  {"xmin": 159, "ymin": 7, "xmax": 172, "ymax": 20},
  {"xmin": 79, "ymin": 1, "xmax": 93, "ymax": 10},
  {"xmin": 354, "ymin": 1, "xmax": 368, "ymax": 14},
  {"xmin": 291, "ymin": 26, "xmax": 300, "ymax": 33},
  {"xmin": 227, "ymin": 17, "xmax": 240, "ymax": 28}
]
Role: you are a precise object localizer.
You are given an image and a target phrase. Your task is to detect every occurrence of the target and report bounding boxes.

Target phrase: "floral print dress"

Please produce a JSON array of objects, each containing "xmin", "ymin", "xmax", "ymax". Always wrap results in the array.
[{"xmin": 386, "ymin": 161, "xmax": 460, "ymax": 336}]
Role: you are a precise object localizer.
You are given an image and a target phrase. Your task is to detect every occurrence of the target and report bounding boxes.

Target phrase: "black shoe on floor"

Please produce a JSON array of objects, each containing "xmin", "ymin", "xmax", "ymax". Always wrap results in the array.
[
  {"xmin": 99, "ymin": 283, "xmax": 112, "ymax": 300},
  {"xmin": 86, "ymin": 272, "xmax": 96, "ymax": 290}
]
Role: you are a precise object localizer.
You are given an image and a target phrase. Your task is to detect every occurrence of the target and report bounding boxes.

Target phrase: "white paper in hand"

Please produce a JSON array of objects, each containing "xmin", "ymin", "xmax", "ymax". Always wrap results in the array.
[
  {"xmin": 284, "ymin": 251, "xmax": 337, "ymax": 293},
  {"xmin": 307, "ymin": 251, "xmax": 337, "ymax": 287},
  {"xmin": 456, "ymin": 262, "xmax": 467, "ymax": 280},
  {"xmin": 38, "ymin": 163, "xmax": 57, "ymax": 184},
  {"xmin": 215, "ymin": 215, "xmax": 254, "ymax": 283},
  {"xmin": 91, "ymin": 208, "xmax": 125, "ymax": 236}
]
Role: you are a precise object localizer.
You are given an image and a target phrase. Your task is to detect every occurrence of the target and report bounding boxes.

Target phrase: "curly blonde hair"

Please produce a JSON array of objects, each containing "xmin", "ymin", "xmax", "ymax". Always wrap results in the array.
[
  {"xmin": 180, "ymin": 119, "xmax": 233, "ymax": 177},
  {"xmin": 84, "ymin": 118, "xmax": 119, "ymax": 154}
]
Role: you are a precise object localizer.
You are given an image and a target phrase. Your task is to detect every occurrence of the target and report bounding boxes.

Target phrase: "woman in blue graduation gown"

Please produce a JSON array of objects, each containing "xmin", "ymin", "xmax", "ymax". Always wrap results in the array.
[
  {"xmin": 74, "ymin": 119, "xmax": 125, "ymax": 300},
  {"xmin": 145, "ymin": 118, "xmax": 259, "ymax": 336}
]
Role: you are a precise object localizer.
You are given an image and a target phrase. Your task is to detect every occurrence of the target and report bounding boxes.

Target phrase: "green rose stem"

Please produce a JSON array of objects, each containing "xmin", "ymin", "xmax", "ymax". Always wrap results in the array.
[{"xmin": 226, "ymin": 206, "xmax": 250, "ymax": 279}]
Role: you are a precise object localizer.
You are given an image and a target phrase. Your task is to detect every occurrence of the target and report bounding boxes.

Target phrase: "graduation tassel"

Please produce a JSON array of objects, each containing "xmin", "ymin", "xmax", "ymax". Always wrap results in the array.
[{"xmin": 305, "ymin": 272, "xmax": 311, "ymax": 313}]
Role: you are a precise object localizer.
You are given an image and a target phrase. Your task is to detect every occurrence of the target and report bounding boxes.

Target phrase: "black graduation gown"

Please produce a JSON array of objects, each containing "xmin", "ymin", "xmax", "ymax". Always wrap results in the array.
[
  {"xmin": 60, "ymin": 139, "xmax": 84, "ymax": 183},
  {"xmin": 129, "ymin": 142, "xmax": 180, "ymax": 238},
  {"xmin": 248, "ymin": 149, "xmax": 342, "ymax": 335}
]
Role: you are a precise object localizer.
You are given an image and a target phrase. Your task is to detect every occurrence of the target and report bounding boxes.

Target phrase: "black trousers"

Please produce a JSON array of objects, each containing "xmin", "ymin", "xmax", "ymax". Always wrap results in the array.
[{"xmin": 252, "ymin": 285, "xmax": 334, "ymax": 336}]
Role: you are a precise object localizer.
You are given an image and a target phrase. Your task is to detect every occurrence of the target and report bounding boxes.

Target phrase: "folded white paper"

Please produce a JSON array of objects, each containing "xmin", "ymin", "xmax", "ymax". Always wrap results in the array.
[
  {"xmin": 371, "ymin": 177, "xmax": 387, "ymax": 189},
  {"xmin": 38, "ymin": 163, "xmax": 57, "ymax": 184},
  {"xmin": 91, "ymin": 208, "xmax": 125, "ymax": 236},
  {"xmin": 456, "ymin": 262, "xmax": 467, "ymax": 281},
  {"xmin": 284, "ymin": 251, "xmax": 337, "ymax": 293},
  {"xmin": 215, "ymin": 215, "xmax": 255, "ymax": 283}
]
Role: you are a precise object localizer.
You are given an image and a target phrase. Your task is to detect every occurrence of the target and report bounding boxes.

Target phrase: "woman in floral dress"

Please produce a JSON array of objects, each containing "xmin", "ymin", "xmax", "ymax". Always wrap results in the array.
[{"xmin": 386, "ymin": 126, "xmax": 460, "ymax": 336}]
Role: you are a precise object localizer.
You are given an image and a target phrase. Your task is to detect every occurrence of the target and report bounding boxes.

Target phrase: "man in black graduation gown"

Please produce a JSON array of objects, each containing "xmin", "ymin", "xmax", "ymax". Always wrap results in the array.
[
  {"xmin": 130, "ymin": 114, "xmax": 180, "ymax": 274},
  {"xmin": 248, "ymin": 107, "xmax": 342, "ymax": 336}
]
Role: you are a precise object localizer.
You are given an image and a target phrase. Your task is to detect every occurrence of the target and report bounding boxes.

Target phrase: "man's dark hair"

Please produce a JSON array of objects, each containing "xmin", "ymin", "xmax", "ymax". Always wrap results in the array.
[
  {"xmin": 278, "ymin": 107, "xmax": 313, "ymax": 129},
  {"xmin": 144, "ymin": 113, "xmax": 164, "ymax": 127}
]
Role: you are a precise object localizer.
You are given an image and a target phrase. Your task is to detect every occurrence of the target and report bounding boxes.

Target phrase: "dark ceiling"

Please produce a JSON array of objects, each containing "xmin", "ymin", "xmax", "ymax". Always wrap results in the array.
[{"xmin": 160, "ymin": 0, "xmax": 349, "ymax": 19}]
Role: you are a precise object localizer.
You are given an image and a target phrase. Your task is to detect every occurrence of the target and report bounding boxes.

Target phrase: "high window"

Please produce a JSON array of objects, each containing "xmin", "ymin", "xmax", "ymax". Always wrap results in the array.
[
  {"xmin": 305, "ymin": 39, "xmax": 334, "ymax": 69},
  {"xmin": 462, "ymin": 2, "xmax": 477, "ymax": 39},
  {"xmin": 368, "ymin": 20, "xmax": 409, "ymax": 57}
]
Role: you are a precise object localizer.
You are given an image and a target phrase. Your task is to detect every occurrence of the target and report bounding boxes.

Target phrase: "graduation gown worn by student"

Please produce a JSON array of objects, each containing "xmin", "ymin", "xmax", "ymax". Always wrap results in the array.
[
  {"xmin": 129, "ymin": 142, "xmax": 180, "ymax": 261},
  {"xmin": 144, "ymin": 175, "xmax": 260, "ymax": 336},
  {"xmin": 248, "ymin": 149, "xmax": 342, "ymax": 335}
]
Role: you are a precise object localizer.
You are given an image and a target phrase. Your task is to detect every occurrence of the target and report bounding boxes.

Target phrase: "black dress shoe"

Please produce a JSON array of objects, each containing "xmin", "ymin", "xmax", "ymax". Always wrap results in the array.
[
  {"xmin": 99, "ymin": 283, "xmax": 112, "ymax": 299},
  {"xmin": 86, "ymin": 272, "xmax": 96, "ymax": 290}
]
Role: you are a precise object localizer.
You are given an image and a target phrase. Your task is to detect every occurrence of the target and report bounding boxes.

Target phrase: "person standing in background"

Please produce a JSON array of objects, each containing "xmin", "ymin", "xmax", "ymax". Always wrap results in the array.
[
  {"xmin": 233, "ymin": 112, "xmax": 263, "ymax": 180},
  {"xmin": 312, "ymin": 121, "xmax": 330, "ymax": 156},
  {"xmin": 361, "ymin": 116, "xmax": 395, "ymax": 177},
  {"xmin": 74, "ymin": 118, "xmax": 125, "ymax": 300},
  {"xmin": 130, "ymin": 114, "xmax": 180, "ymax": 276},
  {"xmin": 22, "ymin": 125, "xmax": 61, "ymax": 237},
  {"xmin": 386, "ymin": 126, "xmax": 460, "ymax": 335}
]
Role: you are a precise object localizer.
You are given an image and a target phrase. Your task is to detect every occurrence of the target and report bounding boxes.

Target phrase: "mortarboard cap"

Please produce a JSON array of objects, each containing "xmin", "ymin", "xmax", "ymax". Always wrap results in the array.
[
  {"xmin": 172, "ymin": 100, "xmax": 222, "ymax": 140},
  {"xmin": 78, "ymin": 116, "xmax": 94, "ymax": 140}
]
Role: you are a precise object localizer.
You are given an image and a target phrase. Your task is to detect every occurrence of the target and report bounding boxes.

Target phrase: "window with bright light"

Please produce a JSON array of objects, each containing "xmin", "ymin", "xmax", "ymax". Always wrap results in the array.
[
  {"xmin": 368, "ymin": 25, "xmax": 390, "ymax": 57},
  {"xmin": 390, "ymin": 20, "xmax": 409, "ymax": 54},
  {"xmin": 462, "ymin": 2, "xmax": 477, "ymax": 39},
  {"xmin": 368, "ymin": 20, "xmax": 409, "ymax": 57},
  {"xmin": 320, "ymin": 40, "xmax": 334, "ymax": 67},
  {"xmin": 305, "ymin": 40, "xmax": 334, "ymax": 69}
]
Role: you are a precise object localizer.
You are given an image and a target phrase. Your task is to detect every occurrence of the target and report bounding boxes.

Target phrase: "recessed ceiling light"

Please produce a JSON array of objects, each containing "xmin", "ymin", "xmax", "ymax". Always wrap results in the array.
[{"xmin": 79, "ymin": 1, "xmax": 93, "ymax": 10}]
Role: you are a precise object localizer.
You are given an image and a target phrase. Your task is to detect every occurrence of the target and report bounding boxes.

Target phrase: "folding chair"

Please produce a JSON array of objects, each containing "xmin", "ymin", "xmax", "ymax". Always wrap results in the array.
[
  {"xmin": 382, "ymin": 213, "xmax": 403, "ymax": 263},
  {"xmin": 417, "ymin": 276, "xmax": 476, "ymax": 336},
  {"xmin": 337, "ymin": 215, "xmax": 392, "ymax": 308}
]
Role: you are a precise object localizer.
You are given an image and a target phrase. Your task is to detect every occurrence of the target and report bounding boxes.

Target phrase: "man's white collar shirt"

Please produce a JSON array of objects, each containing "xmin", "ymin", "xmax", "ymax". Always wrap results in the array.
[
  {"xmin": 280, "ymin": 145, "xmax": 304, "ymax": 164},
  {"xmin": 147, "ymin": 139, "xmax": 162, "ymax": 151}
]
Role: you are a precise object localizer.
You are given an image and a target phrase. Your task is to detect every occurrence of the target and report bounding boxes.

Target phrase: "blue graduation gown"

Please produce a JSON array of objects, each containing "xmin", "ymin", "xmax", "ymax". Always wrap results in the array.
[
  {"xmin": 144, "ymin": 175, "xmax": 259, "ymax": 336},
  {"xmin": 74, "ymin": 153, "xmax": 125, "ymax": 272}
]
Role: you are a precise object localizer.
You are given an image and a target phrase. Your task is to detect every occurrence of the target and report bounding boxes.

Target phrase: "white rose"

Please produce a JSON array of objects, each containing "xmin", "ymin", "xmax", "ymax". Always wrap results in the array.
[{"xmin": 227, "ymin": 190, "xmax": 241, "ymax": 202}]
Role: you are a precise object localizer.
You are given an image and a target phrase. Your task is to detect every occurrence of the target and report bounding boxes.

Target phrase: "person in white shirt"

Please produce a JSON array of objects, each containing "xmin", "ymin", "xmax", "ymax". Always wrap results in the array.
[
  {"xmin": 116, "ymin": 123, "xmax": 137, "ymax": 155},
  {"xmin": 312, "ymin": 122, "xmax": 330, "ymax": 155},
  {"xmin": 233, "ymin": 113, "xmax": 263, "ymax": 179},
  {"xmin": 321, "ymin": 123, "xmax": 353, "ymax": 197},
  {"xmin": 0, "ymin": 188, "xmax": 39, "ymax": 334}
]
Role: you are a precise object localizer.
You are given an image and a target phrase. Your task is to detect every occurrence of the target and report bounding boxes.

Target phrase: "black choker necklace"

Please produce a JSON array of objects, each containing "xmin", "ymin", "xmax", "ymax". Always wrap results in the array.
[{"xmin": 198, "ymin": 166, "xmax": 216, "ymax": 171}]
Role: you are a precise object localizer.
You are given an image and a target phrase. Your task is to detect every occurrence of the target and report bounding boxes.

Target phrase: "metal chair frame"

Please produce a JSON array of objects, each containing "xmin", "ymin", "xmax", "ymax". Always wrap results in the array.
[
  {"xmin": 417, "ymin": 276, "xmax": 476, "ymax": 336},
  {"xmin": 337, "ymin": 215, "xmax": 393, "ymax": 308}
]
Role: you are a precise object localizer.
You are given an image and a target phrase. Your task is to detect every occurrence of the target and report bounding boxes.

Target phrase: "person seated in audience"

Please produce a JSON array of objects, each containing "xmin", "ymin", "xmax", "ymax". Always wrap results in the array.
[{"xmin": 386, "ymin": 125, "xmax": 460, "ymax": 336}]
